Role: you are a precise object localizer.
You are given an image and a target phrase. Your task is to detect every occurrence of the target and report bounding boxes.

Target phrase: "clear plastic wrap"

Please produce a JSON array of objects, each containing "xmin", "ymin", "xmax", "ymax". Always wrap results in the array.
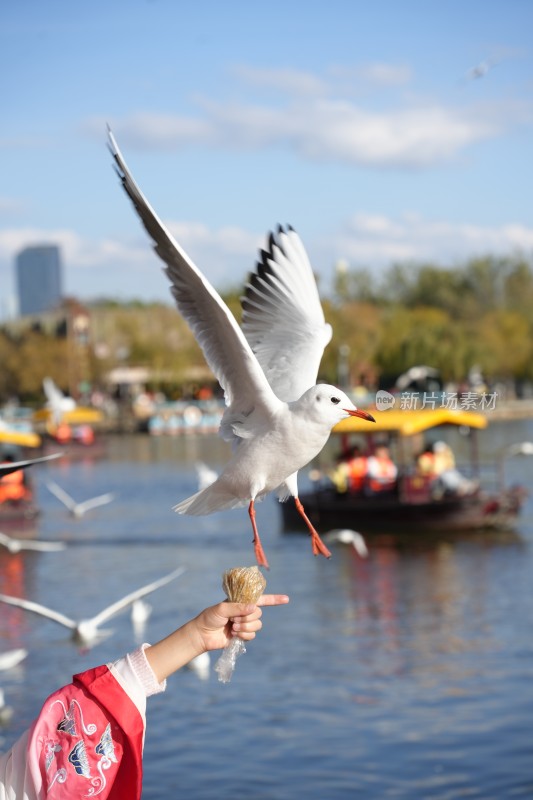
[{"xmin": 214, "ymin": 566, "xmax": 266, "ymax": 683}]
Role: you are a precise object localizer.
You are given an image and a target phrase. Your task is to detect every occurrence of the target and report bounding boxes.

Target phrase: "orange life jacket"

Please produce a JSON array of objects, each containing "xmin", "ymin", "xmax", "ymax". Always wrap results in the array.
[
  {"xmin": 0, "ymin": 469, "xmax": 26, "ymax": 503},
  {"xmin": 55, "ymin": 423, "xmax": 72, "ymax": 443},
  {"xmin": 367, "ymin": 455, "xmax": 397, "ymax": 492},
  {"xmin": 348, "ymin": 457, "xmax": 368, "ymax": 492},
  {"xmin": 417, "ymin": 451, "xmax": 434, "ymax": 475}
]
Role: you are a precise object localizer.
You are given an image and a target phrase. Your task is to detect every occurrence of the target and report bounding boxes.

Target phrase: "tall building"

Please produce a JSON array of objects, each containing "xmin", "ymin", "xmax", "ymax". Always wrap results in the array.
[{"xmin": 16, "ymin": 244, "xmax": 63, "ymax": 316}]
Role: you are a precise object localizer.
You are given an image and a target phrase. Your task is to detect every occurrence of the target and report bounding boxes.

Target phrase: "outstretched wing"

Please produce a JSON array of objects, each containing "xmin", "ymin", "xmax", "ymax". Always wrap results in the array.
[
  {"xmin": 0, "ymin": 594, "xmax": 76, "ymax": 630},
  {"xmin": 0, "ymin": 648, "xmax": 27, "ymax": 670},
  {"xmin": 108, "ymin": 129, "xmax": 278, "ymax": 419},
  {"xmin": 0, "ymin": 532, "xmax": 65, "ymax": 552},
  {"xmin": 90, "ymin": 565, "xmax": 186, "ymax": 627},
  {"xmin": 0, "ymin": 453, "xmax": 61, "ymax": 478},
  {"xmin": 22, "ymin": 539, "xmax": 66, "ymax": 552},
  {"xmin": 241, "ymin": 226, "xmax": 332, "ymax": 402},
  {"xmin": 77, "ymin": 493, "xmax": 115, "ymax": 515},
  {"xmin": 43, "ymin": 377, "xmax": 64, "ymax": 405},
  {"xmin": 43, "ymin": 377, "xmax": 72, "ymax": 425},
  {"xmin": 46, "ymin": 481, "xmax": 77, "ymax": 512},
  {"xmin": 0, "ymin": 532, "xmax": 15, "ymax": 551}
]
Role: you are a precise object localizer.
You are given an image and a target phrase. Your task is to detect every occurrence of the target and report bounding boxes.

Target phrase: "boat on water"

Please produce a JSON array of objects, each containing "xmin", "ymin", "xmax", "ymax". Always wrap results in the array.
[
  {"xmin": 0, "ymin": 427, "xmax": 43, "ymax": 527},
  {"xmin": 33, "ymin": 406, "xmax": 107, "ymax": 460},
  {"xmin": 281, "ymin": 408, "xmax": 528, "ymax": 540},
  {"xmin": 147, "ymin": 399, "xmax": 224, "ymax": 436}
]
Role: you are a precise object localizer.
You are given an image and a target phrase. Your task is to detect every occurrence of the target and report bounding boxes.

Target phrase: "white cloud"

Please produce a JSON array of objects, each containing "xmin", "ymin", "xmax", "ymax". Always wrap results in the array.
[
  {"xmin": 329, "ymin": 62, "xmax": 413, "ymax": 88},
  {"xmin": 98, "ymin": 99, "xmax": 498, "ymax": 168},
  {"xmin": 231, "ymin": 65, "xmax": 328, "ymax": 96},
  {"xmin": 0, "ymin": 221, "xmax": 264, "ymax": 313},
  {"xmin": 84, "ymin": 62, "xmax": 519, "ymax": 168},
  {"xmin": 0, "ymin": 228, "xmax": 147, "ymax": 268},
  {"xmin": 323, "ymin": 213, "xmax": 533, "ymax": 270},
  {"xmin": 2, "ymin": 213, "xmax": 532, "ymax": 317}
]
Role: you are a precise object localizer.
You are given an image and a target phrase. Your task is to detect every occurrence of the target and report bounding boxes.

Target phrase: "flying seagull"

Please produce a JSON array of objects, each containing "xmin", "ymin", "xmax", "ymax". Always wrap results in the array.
[
  {"xmin": 323, "ymin": 529, "xmax": 369, "ymax": 558},
  {"xmin": 395, "ymin": 365, "xmax": 440, "ymax": 392},
  {"xmin": 0, "ymin": 566, "xmax": 185, "ymax": 646},
  {"xmin": 0, "ymin": 687, "xmax": 13, "ymax": 724},
  {"xmin": 43, "ymin": 377, "xmax": 76, "ymax": 426},
  {"xmin": 0, "ymin": 648, "xmax": 28, "ymax": 671},
  {"xmin": 0, "ymin": 531, "xmax": 66, "ymax": 554},
  {"xmin": 46, "ymin": 480, "xmax": 115, "ymax": 518},
  {"xmin": 186, "ymin": 651, "xmax": 211, "ymax": 681},
  {"xmin": 108, "ymin": 129, "xmax": 375, "ymax": 568},
  {"xmin": 195, "ymin": 462, "xmax": 218, "ymax": 491},
  {"xmin": 0, "ymin": 453, "xmax": 62, "ymax": 478}
]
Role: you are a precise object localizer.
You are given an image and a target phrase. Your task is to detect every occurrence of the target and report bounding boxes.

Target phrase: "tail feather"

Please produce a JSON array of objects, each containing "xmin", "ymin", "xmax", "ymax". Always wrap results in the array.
[{"xmin": 173, "ymin": 485, "xmax": 247, "ymax": 516}]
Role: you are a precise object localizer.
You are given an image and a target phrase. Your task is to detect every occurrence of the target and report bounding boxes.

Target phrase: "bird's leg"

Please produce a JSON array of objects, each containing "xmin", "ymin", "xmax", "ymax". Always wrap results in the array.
[
  {"xmin": 248, "ymin": 500, "xmax": 270, "ymax": 569},
  {"xmin": 294, "ymin": 497, "xmax": 332, "ymax": 559}
]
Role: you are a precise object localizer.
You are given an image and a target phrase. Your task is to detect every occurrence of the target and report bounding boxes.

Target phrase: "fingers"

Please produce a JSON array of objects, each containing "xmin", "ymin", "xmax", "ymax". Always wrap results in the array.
[
  {"xmin": 257, "ymin": 594, "xmax": 290, "ymax": 607},
  {"xmin": 231, "ymin": 614, "xmax": 261, "ymax": 639},
  {"xmin": 223, "ymin": 594, "xmax": 289, "ymax": 619},
  {"xmin": 228, "ymin": 594, "xmax": 289, "ymax": 639}
]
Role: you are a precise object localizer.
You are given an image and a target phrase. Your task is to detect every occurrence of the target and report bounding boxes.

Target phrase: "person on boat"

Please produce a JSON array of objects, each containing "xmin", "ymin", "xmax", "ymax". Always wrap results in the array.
[
  {"xmin": 417, "ymin": 441, "xmax": 475, "ymax": 496},
  {"xmin": 54, "ymin": 423, "xmax": 72, "ymax": 444},
  {"xmin": 0, "ymin": 592, "xmax": 289, "ymax": 799},
  {"xmin": 416, "ymin": 443, "xmax": 437, "ymax": 478},
  {"xmin": 73, "ymin": 425, "xmax": 95, "ymax": 446},
  {"xmin": 365, "ymin": 444, "xmax": 398, "ymax": 494},
  {"xmin": 330, "ymin": 445, "xmax": 368, "ymax": 494},
  {"xmin": 0, "ymin": 456, "xmax": 32, "ymax": 506}
]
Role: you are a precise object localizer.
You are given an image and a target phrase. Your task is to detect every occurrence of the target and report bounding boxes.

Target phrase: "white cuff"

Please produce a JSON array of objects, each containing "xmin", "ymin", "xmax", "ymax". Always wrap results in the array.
[{"xmin": 127, "ymin": 643, "xmax": 167, "ymax": 697}]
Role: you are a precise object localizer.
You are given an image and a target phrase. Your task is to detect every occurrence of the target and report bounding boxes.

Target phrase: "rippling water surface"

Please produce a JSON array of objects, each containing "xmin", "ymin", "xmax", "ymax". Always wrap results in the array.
[{"xmin": 1, "ymin": 421, "xmax": 533, "ymax": 798}]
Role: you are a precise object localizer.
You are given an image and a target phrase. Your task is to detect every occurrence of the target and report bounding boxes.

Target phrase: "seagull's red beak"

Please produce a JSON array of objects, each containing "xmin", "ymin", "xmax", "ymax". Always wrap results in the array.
[{"xmin": 345, "ymin": 408, "xmax": 376, "ymax": 423}]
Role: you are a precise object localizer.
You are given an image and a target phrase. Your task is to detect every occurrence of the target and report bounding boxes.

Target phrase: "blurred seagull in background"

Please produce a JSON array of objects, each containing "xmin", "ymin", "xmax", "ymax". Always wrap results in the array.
[
  {"xmin": 0, "ymin": 648, "xmax": 28, "ymax": 671},
  {"xmin": 108, "ymin": 129, "xmax": 375, "ymax": 569},
  {"xmin": 43, "ymin": 377, "xmax": 76, "ymax": 426},
  {"xmin": 0, "ymin": 453, "xmax": 61, "ymax": 478},
  {"xmin": 462, "ymin": 53, "xmax": 507, "ymax": 85},
  {"xmin": 195, "ymin": 462, "xmax": 218, "ymax": 491},
  {"xmin": 324, "ymin": 529, "xmax": 369, "ymax": 558},
  {"xmin": 465, "ymin": 57, "xmax": 498, "ymax": 81},
  {"xmin": 395, "ymin": 365, "xmax": 440, "ymax": 392},
  {"xmin": 0, "ymin": 531, "xmax": 66, "ymax": 554},
  {"xmin": 46, "ymin": 480, "xmax": 115, "ymax": 518},
  {"xmin": 0, "ymin": 566, "xmax": 185, "ymax": 647},
  {"xmin": 0, "ymin": 687, "xmax": 13, "ymax": 725},
  {"xmin": 186, "ymin": 651, "xmax": 211, "ymax": 681},
  {"xmin": 130, "ymin": 598, "xmax": 153, "ymax": 638}
]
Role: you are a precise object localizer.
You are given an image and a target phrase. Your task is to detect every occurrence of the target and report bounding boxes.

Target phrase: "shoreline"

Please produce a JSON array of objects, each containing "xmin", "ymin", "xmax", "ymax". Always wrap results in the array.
[{"xmin": 484, "ymin": 400, "xmax": 533, "ymax": 421}]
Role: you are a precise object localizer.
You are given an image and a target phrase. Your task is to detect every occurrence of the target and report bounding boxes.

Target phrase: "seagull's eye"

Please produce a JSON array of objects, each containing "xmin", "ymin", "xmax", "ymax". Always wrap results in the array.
[{"xmin": 331, "ymin": 396, "xmax": 340, "ymax": 405}]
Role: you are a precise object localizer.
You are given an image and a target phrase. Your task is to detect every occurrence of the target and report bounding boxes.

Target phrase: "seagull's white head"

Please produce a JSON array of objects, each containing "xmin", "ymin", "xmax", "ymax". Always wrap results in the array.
[{"xmin": 300, "ymin": 385, "xmax": 375, "ymax": 429}]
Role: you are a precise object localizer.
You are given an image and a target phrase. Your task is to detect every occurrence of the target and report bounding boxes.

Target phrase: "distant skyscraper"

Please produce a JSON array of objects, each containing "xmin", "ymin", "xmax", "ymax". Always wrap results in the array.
[{"xmin": 16, "ymin": 245, "xmax": 63, "ymax": 316}]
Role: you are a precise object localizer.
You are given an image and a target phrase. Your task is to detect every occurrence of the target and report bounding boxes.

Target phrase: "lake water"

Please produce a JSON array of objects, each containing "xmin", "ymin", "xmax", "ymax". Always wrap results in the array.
[{"xmin": 1, "ymin": 421, "xmax": 533, "ymax": 799}]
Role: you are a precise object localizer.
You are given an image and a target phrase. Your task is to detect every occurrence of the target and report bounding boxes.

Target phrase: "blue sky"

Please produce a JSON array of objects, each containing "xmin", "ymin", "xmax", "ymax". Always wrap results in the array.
[{"xmin": 1, "ymin": 0, "xmax": 532, "ymax": 317}]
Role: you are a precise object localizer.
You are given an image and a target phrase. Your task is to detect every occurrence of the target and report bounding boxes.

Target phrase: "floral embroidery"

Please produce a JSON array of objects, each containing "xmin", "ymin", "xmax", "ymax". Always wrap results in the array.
[{"xmin": 44, "ymin": 739, "xmax": 62, "ymax": 772}]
